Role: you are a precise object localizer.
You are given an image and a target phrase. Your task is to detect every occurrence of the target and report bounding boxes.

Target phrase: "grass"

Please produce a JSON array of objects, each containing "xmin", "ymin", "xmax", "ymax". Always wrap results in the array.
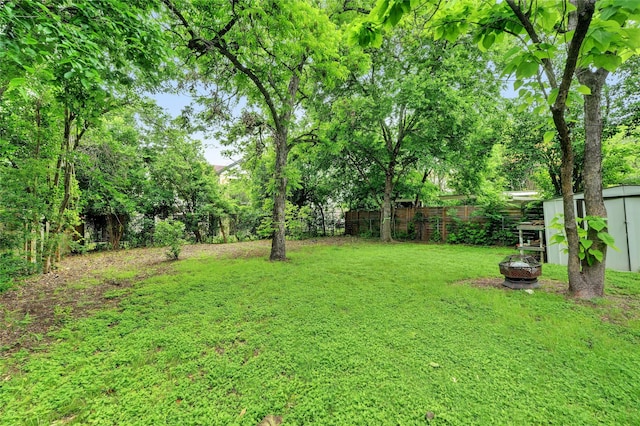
[{"xmin": 1, "ymin": 241, "xmax": 639, "ymax": 425}]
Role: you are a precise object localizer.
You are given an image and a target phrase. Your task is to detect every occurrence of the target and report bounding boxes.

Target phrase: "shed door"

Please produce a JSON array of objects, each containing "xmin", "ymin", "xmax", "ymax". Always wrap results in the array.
[
  {"xmin": 605, "ymin": 198, "xmax": 630, "ymax": 271},
  {"xmin": 625, "ymin": 197, "xmax": 640, "ymax": 272}
]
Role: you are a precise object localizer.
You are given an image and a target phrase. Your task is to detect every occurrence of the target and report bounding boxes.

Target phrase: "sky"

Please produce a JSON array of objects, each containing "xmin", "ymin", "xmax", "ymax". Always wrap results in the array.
[{"xmin": 152, "ymin": 92, "xmax": 235, "ymax": 166}]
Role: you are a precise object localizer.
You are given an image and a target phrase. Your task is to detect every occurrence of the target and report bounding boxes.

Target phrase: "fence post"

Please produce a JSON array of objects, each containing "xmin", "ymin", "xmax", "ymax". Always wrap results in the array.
[{"xmin": 442, "ymin": 207, "xmax": 447, "ymax": 241}]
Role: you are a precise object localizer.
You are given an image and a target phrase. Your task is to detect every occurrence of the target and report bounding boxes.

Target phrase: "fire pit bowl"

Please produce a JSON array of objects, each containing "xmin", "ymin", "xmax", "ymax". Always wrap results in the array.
[{"xmin": 499, "ymin": 254, "xmax": 541, "ymax": 289}]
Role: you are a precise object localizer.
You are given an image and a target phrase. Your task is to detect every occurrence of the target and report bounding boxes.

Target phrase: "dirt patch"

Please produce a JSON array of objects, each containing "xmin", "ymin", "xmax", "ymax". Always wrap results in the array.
[
  {"xmin": 0, "ymin": 238, "xmax": 350, "ymax": 355},
  {"xmin": 463, "ymin": 277, "xmax": 569, "ymax": 295}
]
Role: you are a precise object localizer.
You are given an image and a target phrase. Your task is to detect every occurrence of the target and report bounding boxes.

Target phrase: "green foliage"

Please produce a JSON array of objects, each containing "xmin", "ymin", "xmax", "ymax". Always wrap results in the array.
[
  {"xmin": 1, "ymin": 243, "xmax": 640, "ymax": 424},
  {"xmin": 285, "ymin": 202, "xmax": 312, "ymax": 240},
  {"xmin": 0, "ymin": 252, "xmax": 38, "ymax": 293},
  {"xmin": 429, "ymin": 217, "xmax": 443, "ymax": 242},
  {"xmin": 550, "ymin": 214, "xmax": 619, "ymax": 266},
  {"xmin": 602, "ymin": 125, "xmax": 640, "ymax": 185},
  {"xmin": 154, "ymin": 219, "xmax": 186, "ymax": 260},
  {"xmin": 446, "ymin": 204, "xmax": 518, "ymax": 246}
]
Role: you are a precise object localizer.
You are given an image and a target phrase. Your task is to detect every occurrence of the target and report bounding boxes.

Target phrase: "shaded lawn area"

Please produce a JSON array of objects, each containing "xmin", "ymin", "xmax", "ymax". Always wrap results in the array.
[{"xmin": 1, "ymin": 241, "xmax": 639, "ymax": 425}]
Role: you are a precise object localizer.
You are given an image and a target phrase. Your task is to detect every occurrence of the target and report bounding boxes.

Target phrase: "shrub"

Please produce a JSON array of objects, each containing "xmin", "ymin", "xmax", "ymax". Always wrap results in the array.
[
  {"xmin": 0, "ymin": 252, "xmax": 39, "ymax": 293},
  {"xmin": 154, "ymin": 219, "xmax": 186, "ymax": 260}
]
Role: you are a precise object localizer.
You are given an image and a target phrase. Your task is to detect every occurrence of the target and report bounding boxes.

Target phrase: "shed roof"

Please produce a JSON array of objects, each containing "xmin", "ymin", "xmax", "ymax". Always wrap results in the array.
[{"xmin": 547, "ymin": 185, "xmax": 640, "ymax": 201}]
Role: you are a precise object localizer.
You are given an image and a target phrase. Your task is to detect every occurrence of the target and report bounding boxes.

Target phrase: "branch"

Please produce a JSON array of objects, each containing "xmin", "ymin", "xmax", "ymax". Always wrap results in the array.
[
  {"xmin": 161, "ymin": 0, "xmax": 283, "ymax": 133},
  {"xmin": 505, "ymin": 0, "xmax": 558, "ymax": 89},
  {"xmin": 553, "ymin": 0, "xmax": 595, "ymax": 111}
]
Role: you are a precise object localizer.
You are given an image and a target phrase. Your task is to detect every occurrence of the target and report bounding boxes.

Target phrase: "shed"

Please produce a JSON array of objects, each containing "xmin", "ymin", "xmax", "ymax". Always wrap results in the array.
[{"xmin": 543, "ymin": 185, "xmax": 640, "ymax": 272}]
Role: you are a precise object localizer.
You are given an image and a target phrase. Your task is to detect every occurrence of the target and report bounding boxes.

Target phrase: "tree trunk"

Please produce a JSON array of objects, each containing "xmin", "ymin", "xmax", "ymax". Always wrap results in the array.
[
  {"xmin": 270, "ymin": 129, "xmax": 288, "ymax": 261},
  {"xmin": 107, "ymin": 214, "xmax": 126, "ymax": 250},
  {"xmin": 219, "ymin": 217, "xmax": 228, "ymax": 244},
  {"xmin": 551, "ymin": 104, "xmax": 585, "ymax": 296},
  {"xmin": 572, "ymin": 67, "xmax": 609, "ymax": 298},
  {"xmin": 380, "ymin": 172, "xmax": 394, "ymax": 242},
  {"xmin": 319, "ymin": 204, "xmax": 326, "ymax": 237}
]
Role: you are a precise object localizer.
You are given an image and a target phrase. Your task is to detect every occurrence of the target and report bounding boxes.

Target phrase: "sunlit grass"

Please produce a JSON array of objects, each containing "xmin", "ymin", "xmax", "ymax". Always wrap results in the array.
[{"xmin": 1, "ymin": 241, "xmax": 639, "ymax": 425}]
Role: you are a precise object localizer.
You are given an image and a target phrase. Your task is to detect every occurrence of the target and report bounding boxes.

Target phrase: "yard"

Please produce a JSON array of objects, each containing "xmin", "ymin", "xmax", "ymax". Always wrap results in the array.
[{"xmin": 1, "ymin": 239, "xmax": 639, "ymax": 425}]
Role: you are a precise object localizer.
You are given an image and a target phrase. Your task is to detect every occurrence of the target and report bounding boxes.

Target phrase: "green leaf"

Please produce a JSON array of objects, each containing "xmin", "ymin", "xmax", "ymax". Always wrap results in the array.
[
  {"xmin": 516, "ymin": 60, "xmax": 539, "ymax": 78},
  {"xmin": 592, "ymin": 53, "xmax": 623, "ymax": 72},
  {"xmin": 580, "ymin": 239, "xmax": 593, "ymax": 250},
  {"xmin": 6, "ymin": 77, "xmax": 26, "ymax": 93},
  {"xmin": 597, "ymin": 232, "xmax": 619, "ymax": 250},
  {"xmin": 550, "ymin": 234, "xmax": 566, "ymax": 246},
  {"xmin": 482, "ymin": 33, "xmax": 496, "ymax": 50},
  {"xmin": 548, "ymin": 88, "xmax": 559, "ymax": 105},
  {"xmin": 577, "ymin": 85, "xmax": 592, "ymax": 95},
  {"xmin": 543, "ymin": 131, "xmax": 555, "ymax": 143},
  {"xmin": 586, "ymin": 216, "xmax": 607, "ymax": 231},
  {"xmin": 590, "ymin": 249, "xmax": 604, "ymax": 263}
]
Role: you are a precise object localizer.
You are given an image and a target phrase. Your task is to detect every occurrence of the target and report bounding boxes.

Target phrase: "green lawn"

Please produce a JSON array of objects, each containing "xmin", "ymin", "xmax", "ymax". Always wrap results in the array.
[{"xmin": 1, "ymin": 241, "xmax": 639, "ymax": 425}]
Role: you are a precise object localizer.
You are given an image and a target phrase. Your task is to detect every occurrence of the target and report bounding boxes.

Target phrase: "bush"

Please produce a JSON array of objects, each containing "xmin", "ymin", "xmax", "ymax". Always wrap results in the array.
[
  {"xmin": 154, "ymin": 219, "xmax": 186, "ymax": 260},
  {"xmin": 0, "ymin": 252, "xmax": 39, "ymax": 293},
  {"xmin": 446, "ymin": 204, "xmax": 519, "ymax": 246}
]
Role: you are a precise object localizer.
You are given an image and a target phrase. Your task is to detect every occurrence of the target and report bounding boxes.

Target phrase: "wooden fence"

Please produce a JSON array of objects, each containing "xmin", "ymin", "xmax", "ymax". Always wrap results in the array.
[{"xmin": 345, "ymin": 206, "xmax": 526, "ymax": 242}]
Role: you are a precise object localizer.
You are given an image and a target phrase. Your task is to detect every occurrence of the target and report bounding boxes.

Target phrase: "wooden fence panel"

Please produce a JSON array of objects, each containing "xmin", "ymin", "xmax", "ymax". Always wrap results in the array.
[{"xmin": 345, "ymin": 206, "xmax": 525, "ymax": 242}]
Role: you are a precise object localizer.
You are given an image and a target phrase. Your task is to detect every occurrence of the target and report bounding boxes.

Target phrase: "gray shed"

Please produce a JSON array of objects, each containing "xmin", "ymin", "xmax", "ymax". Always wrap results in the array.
[{"xmin": 543, "ymin": 185, "xmax": 640, "ymax": 272}]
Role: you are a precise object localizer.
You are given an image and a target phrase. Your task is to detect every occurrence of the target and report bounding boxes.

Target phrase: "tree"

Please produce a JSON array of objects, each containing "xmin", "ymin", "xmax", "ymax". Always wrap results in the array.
[
  {"xmin": 358, "ymin": 0, "xmax": 640, "ymax": 298},
  {"xmin": 160, "ymin": 0, "xmax": 348, "ymax": 260},
  {"xmin": 1, "ymin": 0, "xmax": 169, "ymax": 271},
  {"xmin": 76, "ymin": 106, "xmax": 150, "ymax": 249},
  {"xmin": 326, "ymin": 20, "xmax": 499, "ymax": 241}
]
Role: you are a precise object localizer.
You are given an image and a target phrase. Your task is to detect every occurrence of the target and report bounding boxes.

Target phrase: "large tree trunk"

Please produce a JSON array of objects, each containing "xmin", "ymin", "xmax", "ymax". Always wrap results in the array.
[
  {"xmin": 380, "ymin": 172, "xmax": 394, "ymax": 242},
  {"xmin": 552, "ymin": 105, "xmax": 585, "ymax": 293},
  {"xmin": 571, "ymin": 67, "xmax": 609, "ymax": 298},
  {"xmin": 270, "ymin": 129, "xmax": 288, "ymax": 261}
]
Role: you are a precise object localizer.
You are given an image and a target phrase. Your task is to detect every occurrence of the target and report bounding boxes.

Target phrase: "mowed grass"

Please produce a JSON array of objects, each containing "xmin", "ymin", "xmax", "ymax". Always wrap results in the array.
[{"xmin": 1, "ymin": 241, "xmax": 640, "ymax": 425}]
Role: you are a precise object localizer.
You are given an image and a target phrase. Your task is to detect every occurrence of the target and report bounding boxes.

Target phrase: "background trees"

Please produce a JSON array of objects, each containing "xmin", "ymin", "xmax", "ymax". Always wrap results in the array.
[
  {"xmin": 319, "ymin": 20, "xmax": 501, "ymax": 241},
  {"xmin": 160, "ymin": 0, "xmax": 350, "ymax": 260},
  {"xmin": 1, "ymin": 0, "xmax": 639, "ymax": 298}
]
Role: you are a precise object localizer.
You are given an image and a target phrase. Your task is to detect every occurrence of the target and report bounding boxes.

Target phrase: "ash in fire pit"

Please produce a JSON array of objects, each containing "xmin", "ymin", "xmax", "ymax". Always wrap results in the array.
[{"xmin": 499, "ymin": 254, "xmax": 541, "ymax": 289}]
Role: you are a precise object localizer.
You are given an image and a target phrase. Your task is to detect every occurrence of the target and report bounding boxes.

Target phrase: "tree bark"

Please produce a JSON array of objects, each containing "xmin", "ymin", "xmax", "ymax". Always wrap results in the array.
[
  {"xmin": 572, "ymin": 67, "xmax": 609, "ymax": 298},
  {"xmin": 270, "ymin": 128, "xmax": 289, "ymax": 260},
  {"xmin": 380, "ymin": 171, "xmax": 394, "ymax": 242},
  {"xmin": 218, "ymin": 217, "xmax": 228, "ymax": 244}
]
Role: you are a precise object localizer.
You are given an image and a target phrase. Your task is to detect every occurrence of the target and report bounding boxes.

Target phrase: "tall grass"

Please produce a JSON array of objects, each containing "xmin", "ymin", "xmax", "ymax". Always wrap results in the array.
[{"xmin": 1, "ymin": 242, "xmax": 639, "ymax": 425}]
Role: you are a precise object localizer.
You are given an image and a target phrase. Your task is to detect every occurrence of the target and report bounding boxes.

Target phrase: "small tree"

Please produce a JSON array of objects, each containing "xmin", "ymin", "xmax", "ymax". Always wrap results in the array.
[{"xmin": 154, "ymin": 219, "xmax": 186, "ymax": 260}]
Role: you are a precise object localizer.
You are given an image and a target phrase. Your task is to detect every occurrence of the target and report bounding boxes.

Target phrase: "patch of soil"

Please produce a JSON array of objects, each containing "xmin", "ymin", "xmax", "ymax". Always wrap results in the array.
[
  {"xmin": 0, "ymin": 238, "xmax": 351, "ymax": 355},
  {"xmin": 463, "ymin": 277, "xmax": 569, "ymax": 295}
]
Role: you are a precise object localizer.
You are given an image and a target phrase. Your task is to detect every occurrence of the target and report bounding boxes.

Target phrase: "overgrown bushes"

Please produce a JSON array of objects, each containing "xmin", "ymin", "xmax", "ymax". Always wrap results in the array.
[{"xmin": 446, "ymin": 204, "xmax": 519, "ymax": 246}]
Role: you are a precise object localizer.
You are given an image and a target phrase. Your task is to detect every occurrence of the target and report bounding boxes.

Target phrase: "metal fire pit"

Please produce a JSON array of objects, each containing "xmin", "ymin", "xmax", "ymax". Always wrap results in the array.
[{"xmin": 499, "ymin": 254, "xmax": 541, "ymax": 289}]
